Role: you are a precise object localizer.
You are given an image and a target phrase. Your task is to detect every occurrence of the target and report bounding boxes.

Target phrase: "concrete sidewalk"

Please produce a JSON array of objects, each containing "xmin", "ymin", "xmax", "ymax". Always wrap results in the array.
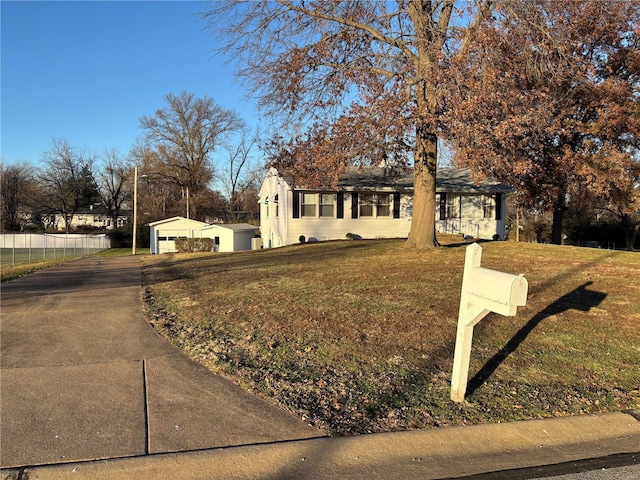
[{"xmin": 1, "ymin": 256, "xmax": 638, "ymax": 479}]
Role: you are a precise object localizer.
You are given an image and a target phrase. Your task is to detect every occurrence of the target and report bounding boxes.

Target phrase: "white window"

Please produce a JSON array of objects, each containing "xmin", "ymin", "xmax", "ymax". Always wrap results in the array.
[
  {"xmin": 377, "ymin": 194, "xmax": 391, "ymax": 217},
  {"xmin": 320, "ymin": 193, "xmax": 335, "ymax": 217},
  {"xmin": 360, "ymin": 193, "xmax": 391, "ymax": 217},
  {"xmin": 302, "ymin": 193, "xmax": 316, "ymax": 217},
  {"xmin": 360, "ymin": 194, "xmax": 375, "ymax": 217},
  {"xmin": 482, "ymin": 195, "xmax": 495, "ymax": 218},
  {"xmin": 446, "ymin": 195, "xmax": 460, "ymax": 219}
]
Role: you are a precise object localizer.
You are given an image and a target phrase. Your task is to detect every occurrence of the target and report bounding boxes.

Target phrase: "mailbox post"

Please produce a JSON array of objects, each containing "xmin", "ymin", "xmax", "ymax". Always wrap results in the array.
[{"xmin": 451, "ymin": 243, "xmax": 528, "ymax": 402}]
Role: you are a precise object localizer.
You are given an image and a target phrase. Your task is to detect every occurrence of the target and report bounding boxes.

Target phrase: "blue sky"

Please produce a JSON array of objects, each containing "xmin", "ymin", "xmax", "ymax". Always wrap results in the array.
[{"xmin": 1, "ymin": 0, "xmax": 260, "ymax": 166}]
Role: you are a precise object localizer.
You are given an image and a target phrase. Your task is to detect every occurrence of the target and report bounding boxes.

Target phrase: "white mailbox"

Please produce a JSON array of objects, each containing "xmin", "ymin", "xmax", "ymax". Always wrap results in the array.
[
  {"xmin": 467, "ymin": 267, "xmax": 528, "ymax": 317},
  {"xmin": 451, "ymin": 243, "xmax": 528, "ymax": 402}
]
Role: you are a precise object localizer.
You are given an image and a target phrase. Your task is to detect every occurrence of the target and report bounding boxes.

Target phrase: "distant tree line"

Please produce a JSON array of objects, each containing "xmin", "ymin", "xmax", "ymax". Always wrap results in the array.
[
  {"xmin": 1, "ymin": 91, "xmax": 262, "ymax": 237},
  {"xmin": 4, "ymin": 1, "xmax": 640, "ymax": 252}
]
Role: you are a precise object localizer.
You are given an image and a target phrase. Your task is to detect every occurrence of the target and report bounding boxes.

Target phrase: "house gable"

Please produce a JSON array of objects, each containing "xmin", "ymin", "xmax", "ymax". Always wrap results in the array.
[{"xmin": 148, "ymin": 216, "xmax": 208, "ymax": 229}]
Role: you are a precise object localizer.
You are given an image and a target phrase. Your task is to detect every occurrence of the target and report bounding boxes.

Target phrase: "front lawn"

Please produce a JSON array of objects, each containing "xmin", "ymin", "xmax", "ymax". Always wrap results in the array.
[{"xmin": 141, "ymin": 238, "xmax": 640, "ymax": 435}]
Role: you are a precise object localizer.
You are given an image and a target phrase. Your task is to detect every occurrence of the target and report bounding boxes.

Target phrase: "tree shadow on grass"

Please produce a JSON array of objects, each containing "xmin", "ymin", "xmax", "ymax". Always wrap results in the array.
[{"xmin": 466, "ymin": 281, "xmax": 607, "ymax": 397}]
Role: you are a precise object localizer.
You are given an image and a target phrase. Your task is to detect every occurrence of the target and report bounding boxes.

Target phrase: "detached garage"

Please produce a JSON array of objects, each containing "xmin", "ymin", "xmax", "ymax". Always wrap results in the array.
[
  {"xmin": 197, "ymin": 223, "xmax": 259, "ymax": 253},
  {"xmin": 148, "ymin": 217, "xmax": 208, "ymax": 254}
]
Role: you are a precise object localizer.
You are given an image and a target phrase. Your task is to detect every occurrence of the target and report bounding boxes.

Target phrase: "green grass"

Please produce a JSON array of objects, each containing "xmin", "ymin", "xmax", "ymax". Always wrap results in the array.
[
  {"xmin": 142, "ymin": 239, "xmax": 639, "ymax": 434},
  {"xmin": 92, "ymin": 247, "xmax": 150, "ymax": 257},
  {"xmin": 0, "ymin": 247, "xmax": 103, "ymax": 267},
  {"xmin": 1, "ymin": 257, "xmax": 73, "ymax": 283},
  {"xmin": 0, "ymin": 247, "xmax": 150, "ymax": 282}
]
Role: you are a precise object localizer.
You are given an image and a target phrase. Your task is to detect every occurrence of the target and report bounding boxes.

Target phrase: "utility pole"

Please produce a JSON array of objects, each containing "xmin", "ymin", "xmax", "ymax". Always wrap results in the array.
[{"xmin": 132, "ymin": 166, "xmax": 138, "ymax": 255}]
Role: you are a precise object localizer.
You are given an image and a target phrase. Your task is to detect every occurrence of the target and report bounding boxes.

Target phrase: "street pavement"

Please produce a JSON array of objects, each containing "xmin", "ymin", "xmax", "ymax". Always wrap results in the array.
[
  {"xmin": 531, "ymin": 463, "xmax": 638, "ymax": 480},
  {"xmin": 1, "ymin": 255, "xmax": 638, "ymax": 479}
]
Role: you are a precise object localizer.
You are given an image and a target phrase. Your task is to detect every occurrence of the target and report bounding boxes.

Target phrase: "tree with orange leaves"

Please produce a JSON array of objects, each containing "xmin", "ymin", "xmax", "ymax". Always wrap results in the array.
[
  {"xmin": 442, "ymin": 0, "xmax": 640, "ymax": 245},
  {"xmin": 203, "ymin": 1, "xmax": 493, "ymax": 249}
]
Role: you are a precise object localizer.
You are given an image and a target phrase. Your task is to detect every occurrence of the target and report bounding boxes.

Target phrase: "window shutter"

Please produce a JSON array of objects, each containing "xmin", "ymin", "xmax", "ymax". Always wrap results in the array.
[
  {"xmin": 439, "ymin": 193, "xmax": 447, "ymax": 220},
  {"xmin": 393, "ymin": 193, "xmax": 401, "ymax": 218},
  {"xmin": 351, "ymin": 192, "xmax": 359, "ymax": 219},
  {"xmin": 337, "ymin": 192, "xmax": 344, "ymax": 219},
  {"xmin": 292, "ymin": 190, "xmax": 300, "ymax": 218},
  {"xmin": 495, "ymin": 193, "xmax": 503, "ymax": 220}
]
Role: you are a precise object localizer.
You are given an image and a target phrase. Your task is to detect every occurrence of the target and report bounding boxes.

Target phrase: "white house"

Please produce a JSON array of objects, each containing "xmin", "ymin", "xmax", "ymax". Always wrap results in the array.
[
  {"xmin": 48, "ymin": 205, "xmax": 129, "ymax": 231},
  {"xmin": 148, "ymin": 217, "xmax": 208, "ymax": 254},
  {"xmin": 259, "ymin": 167, "xmax": 512, "ymax": 247},
  {"xmin": 196, "ymin": 223, "xmax": 259, "ymax": 253}
]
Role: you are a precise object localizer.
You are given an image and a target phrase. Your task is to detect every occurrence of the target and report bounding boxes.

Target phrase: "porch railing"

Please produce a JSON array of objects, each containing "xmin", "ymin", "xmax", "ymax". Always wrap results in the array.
[{"xmin": 436, "ymin": 219, "xmax": 480, "ymax": 239}]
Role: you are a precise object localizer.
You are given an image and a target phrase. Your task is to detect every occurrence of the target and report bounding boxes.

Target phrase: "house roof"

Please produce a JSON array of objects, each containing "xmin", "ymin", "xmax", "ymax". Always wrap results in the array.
[
  {"xmin": 337, "ymin": 167, "xmax": 414, "ymax": 190},
  {"xmin": 262, "ymin": 167, "xmax": 513, "ymax": 198},
  {"xmin": 435, "ymin": 168, "xmax": 513, "ymax": 194},
  {"xmin": 199, "ymin": 223, "xmax": 258, "ymax": 232},
  {"xmin": 148, "ymin": 216, "xmax": 208, "ymax": 227},
  {"xmin": 74, "ymin": 206, "xmax": 110, "ymax": 215},
  {"xmin": 333, "ymin": 167, "xmax": 511, "ymax": 194}
]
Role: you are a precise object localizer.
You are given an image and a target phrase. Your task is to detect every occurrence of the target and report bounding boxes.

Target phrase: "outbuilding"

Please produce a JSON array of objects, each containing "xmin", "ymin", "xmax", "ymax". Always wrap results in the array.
[
  {"xmin": 148, "ymin": 216, "xmax": 208, "ymax": 254},
  {"xmin": 197, "ymin": 223, "xmax": 259, "ymax": 253}
]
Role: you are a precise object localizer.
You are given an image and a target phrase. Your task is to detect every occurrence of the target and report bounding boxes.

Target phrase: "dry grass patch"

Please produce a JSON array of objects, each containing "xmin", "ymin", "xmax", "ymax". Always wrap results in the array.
[{"xmin": 142, "ymin": 238, "xmax": 640, "ymax": 435}]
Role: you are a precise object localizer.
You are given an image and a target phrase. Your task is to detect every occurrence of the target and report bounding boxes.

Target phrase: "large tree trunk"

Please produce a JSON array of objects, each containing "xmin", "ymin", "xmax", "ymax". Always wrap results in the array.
[
  {"xmin": 631, "ymin": 224, "xmax": 640, "ymax": 251},
  {"xmin": 406, "ymin": 122, "xmax": 438, "ymax": 249},
  {"xmin": 406, "ymin": 9, "xmax": 440, "ymax": 251},
  {"xmin": 623, "ymin": 215, "xmax": 639, "ymax": 251},
  {"xmin": 550, "ymin": 193, "xmax": 566, "ymax": 245}
]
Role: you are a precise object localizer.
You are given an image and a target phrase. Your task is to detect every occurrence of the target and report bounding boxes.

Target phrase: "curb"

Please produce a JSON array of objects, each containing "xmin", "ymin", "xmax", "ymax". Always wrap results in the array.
[{"xmin": 3, "ymin": 411, "xmax": 639, "ymax": 480}]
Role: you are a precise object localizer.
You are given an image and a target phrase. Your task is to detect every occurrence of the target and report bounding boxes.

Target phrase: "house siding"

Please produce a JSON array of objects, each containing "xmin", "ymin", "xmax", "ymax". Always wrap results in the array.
[
  {"xmin": 259, "ymin": 168, "xmax": 510, "ymax": 247},
  {"xmin": 259, "ymin": 171, "xmax": 290, "ymax": 248},
  {"xmin": 435, "ymin": 193, "xmax": 507, "ymax": 239},
  {"xmin": 197, "ymin": 226, "xmax": 233, "ymax": 252},
  {"xmin": 232, "ymin": 229, "xmax": 256, "ymax": 252},
  {"xmin": 196, "ymin": 224, "xmax": 257, "ymax": 253},
  {"xmin": 284, "ymin": 192, "xmax": 412, "ymax": 244},
  {"xmin": 50, "ymin": 210, "xmax": 128, "ymax": 231}
]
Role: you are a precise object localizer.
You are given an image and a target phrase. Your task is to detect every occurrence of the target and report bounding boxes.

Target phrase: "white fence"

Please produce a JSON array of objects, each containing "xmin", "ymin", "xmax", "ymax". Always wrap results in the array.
[{"xmin": 0, "ymin": 233, "xmax": 111, "ymax": 267}]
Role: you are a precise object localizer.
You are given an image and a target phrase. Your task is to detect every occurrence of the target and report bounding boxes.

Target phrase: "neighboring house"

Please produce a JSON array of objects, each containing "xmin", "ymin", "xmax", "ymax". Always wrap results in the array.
[
  {"xmin": 149, "ymin": 217, "xmax": 208, "ymax": 254},
  {"xmin": 196, "ymin": 223, "xmax": 259, "ymax": 253},
  {"xmin": 149, "ymin": 216, "xmax": 259, "ymax": 254},
  {"xmin": 259, "ymin": 167, "xmax": 512, "ymax": 248},
  {"xmin": 48, "ymin": 206, "xmax": 129, "ymax": 231}
]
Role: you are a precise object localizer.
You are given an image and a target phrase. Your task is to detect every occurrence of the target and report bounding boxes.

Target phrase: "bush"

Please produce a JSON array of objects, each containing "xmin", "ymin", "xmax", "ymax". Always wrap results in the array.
[
  {"xmin": 522, "ymin": 218, "xmax": 552, "ymax": 243},
  {"xmin": 107, "ymin": 225, "xmax": 132, "ymax": 248},
  {"xmin": 106, "ymin": 223, "xmax": 150, "ymax": 248},
  {"xmin": 175, "ymin": 237, "xmax": 214, "ymax": 253}
]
